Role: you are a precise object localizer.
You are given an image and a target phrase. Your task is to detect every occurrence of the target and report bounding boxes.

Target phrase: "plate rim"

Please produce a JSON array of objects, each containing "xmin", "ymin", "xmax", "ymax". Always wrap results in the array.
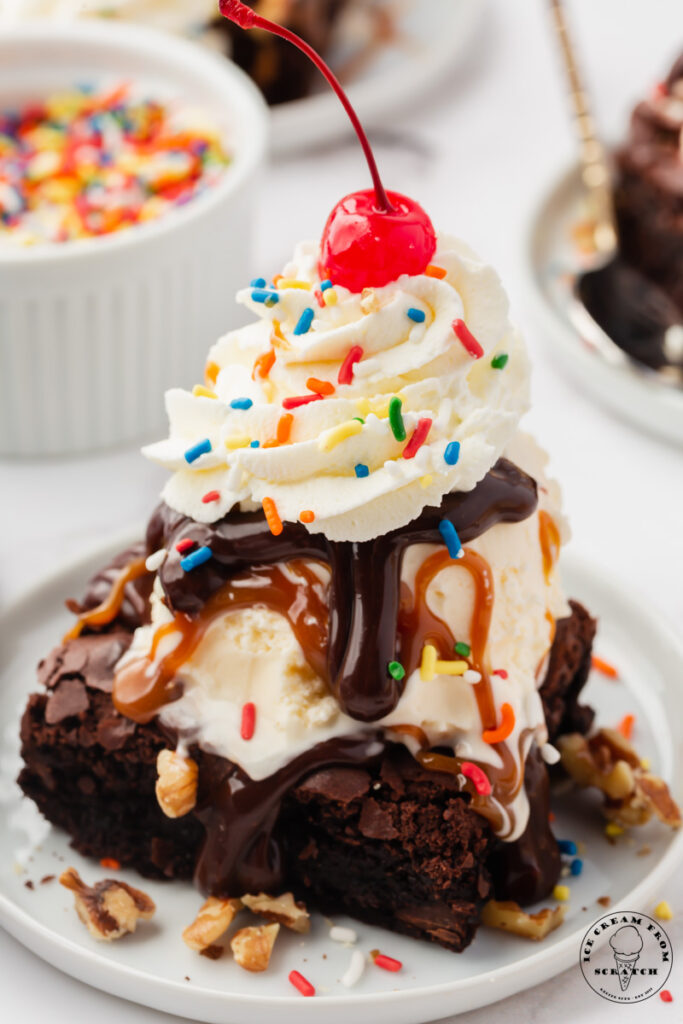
[
  {"xmin": 522, "ymin": 160, "xmax": 683, "ymax": 447},
  {"xmin": 1, "ymin": 534, "xmax": 682, "ymax": 1020}
]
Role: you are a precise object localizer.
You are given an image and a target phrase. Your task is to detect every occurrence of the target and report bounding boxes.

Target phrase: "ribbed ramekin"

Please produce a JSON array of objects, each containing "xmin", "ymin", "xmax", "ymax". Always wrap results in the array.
[{"xmin": 0, "ymin": 21, "xmax": 268, "ymax": 456}]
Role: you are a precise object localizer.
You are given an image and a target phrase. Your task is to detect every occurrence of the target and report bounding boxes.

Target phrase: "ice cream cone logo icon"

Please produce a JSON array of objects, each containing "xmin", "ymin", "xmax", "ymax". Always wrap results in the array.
[{"xmin": 610, "ymin": 926, "xmax": 644, "ymax": 992}]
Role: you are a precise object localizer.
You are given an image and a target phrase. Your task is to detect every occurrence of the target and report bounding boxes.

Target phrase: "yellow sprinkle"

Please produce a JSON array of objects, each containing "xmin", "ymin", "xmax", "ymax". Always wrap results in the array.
[
  {"xmin": 420, "ymin": 474, "xmax": 433, "ymax": 489},
  {"xmin": 318, "ymin": 419, "xmax": 363, "ymax": 452},
  {"xmin": 261, "ymin": 380, "xmax": 275, "ymax": 402},
  {"xmin": 369, "ymin": 396, "xmax": 391, "ymax": 418},
  {"xmin": 605, "ymin": 823, "xmax": 624, "ymax": 838},
  {"xmin": 192, "ymin": 385, "xmax": 217, "ymax": 399},
  {"xmin": 323, "ymin": 289, "xmax": 338, "ymax": 306},
  {"xmin": 553, "ymin": 885, "xmax": 570, "ymax": 902},
  {"xmin": 277, "ymin": 279, "xmax": 311, "ymax": 290},
  {"xmin": 434, "ymin": 659, "xmax": 469, "ymax": 677},
  {"xmin": 640, "ymin": 757, "xmax": 650, "ymax": 770},
  {"xmin": 654, "ymin": 901, "xmax": 673, "ymax": 920},
  {"xmin": 224, "ymin": 435, "xmax": 251, "ymax": 450},
  {"xmin": 420, "ymin": 644, "xmax": 438, "ymax": 682}
]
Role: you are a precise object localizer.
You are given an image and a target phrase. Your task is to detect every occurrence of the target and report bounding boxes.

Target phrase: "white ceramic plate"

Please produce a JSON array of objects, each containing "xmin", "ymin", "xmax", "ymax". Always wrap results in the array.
[
  {"xmin": 270, "ymin": 0, "xmax": 483, "ymax": 154},
  {"xmin": 0, "ymin": 535, "xmax": 681, "ymax": 1024},
  {"xmin": 524, "ymin": 163, "xmax": 683, "ymax": 447}
]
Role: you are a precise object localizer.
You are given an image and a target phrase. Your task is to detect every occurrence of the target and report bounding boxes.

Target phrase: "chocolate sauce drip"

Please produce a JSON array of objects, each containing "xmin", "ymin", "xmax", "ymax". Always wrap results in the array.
[
  {"xmin": 149, "ymin": 458, "xmax": 537, "ymax": 722},
  {"xmin": 193, "ymin": 733, "xmax": 387, "ymax": 895}
]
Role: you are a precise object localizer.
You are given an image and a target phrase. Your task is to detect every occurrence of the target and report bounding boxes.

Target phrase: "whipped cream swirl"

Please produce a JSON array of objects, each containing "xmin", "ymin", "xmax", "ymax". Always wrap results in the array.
[{"xmin": 144, "ymin": 235, "xmax": 530, "ymax": 542}]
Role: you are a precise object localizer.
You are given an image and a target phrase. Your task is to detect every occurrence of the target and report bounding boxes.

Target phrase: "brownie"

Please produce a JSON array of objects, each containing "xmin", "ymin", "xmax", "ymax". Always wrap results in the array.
[
  {"xmin": 614, "ymin": 54, "xmax": 683, "ymax": 314},
  {"xmin": 18, "ymin": 597, "xmax": 595, "ymax": 951},
  {"xmin": 212, "ymin": 0, "xmax": 350, "ymax": 106}
]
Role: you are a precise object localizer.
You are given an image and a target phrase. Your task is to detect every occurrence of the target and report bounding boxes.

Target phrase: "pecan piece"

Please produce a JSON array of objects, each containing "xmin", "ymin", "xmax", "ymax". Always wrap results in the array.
[
  {"xmin": 182, "ymin": 897, "xmax": 243, "ymax": 951},
  {"xmin": 155, "ymin": 749, "xmax": 198, "ymax": 818},
  {"xmin": 481, "ymin": 899, "xmax": 566, "ymax": 940},
  {"xmin": 59, "ymin": 868, "xmax": 155, "ymax": 941},
  {"xmin": 241, "ymin": 892, "xmax": 310, "ymax": 933},
  {"xmin": 231, "ymin": 923, "xmax": 280, "ymax": 972}
]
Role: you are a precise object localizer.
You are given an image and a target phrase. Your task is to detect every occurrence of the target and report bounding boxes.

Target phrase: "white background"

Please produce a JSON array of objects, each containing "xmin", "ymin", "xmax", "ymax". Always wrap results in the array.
[{"xmin": 0, "ymin": 0, "xmax": 681, "ymax": 1021}]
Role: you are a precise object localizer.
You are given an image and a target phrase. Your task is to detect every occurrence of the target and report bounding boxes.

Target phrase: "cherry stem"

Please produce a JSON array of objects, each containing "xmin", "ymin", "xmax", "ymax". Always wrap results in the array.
[{"xmin": 219, "ymin": 0, "xmax": 394, "ymax": 213}]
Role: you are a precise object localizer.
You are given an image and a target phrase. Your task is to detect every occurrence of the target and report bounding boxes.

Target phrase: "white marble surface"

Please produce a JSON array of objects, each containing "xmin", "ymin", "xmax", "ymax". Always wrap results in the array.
[{"xmin": 1, "ymin": 0, "xmax": 681, "ymax": 1020}]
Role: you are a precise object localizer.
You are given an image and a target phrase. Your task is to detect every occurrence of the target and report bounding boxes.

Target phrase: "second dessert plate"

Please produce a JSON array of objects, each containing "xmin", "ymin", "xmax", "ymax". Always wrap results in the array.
[
  {"xmin": 0, "ymin": 534, "xmax": 681, "ymax": 1023},
  {"xmin": 525, "ymin": 163, "xmax": 683, "ymax": 447}
]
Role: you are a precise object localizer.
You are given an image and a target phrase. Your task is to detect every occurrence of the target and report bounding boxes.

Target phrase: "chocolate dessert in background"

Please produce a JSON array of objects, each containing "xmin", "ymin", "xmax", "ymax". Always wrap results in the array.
[{"xmin": 614, "ymin": 53, "xmax": 683, "ymax": 316}]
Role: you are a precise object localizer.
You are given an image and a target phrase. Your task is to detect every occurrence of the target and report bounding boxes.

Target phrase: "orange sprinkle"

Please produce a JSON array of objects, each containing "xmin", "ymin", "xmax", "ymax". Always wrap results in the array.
[
  {"xmin": 425, "ymin": 264, "xmax": 447, "ymax": 279},
  {"xmin": 253, "ymin": 347, "xmax": 276, "ymax": 379},
  {"xmin": 277, "ymin": 412, "xmax": 293, "ymax": 443},
  {"xmin": 262, "ymin": 496, "xmax": 283, "ymax": 536},
  {"xmin": 100, "ymin": 858, "xmax": 120, "ymax": 870},
  {"xmin": 306, "ymin": 377, "xmax": 335, "ymax": 396},
  {"xmin": 270, "ymin": 319, "xmax": 290, "ymax": 349},
  {"xmin": 300, "ymin": 510, "xmax": 315, "ymax": 524},
  {"xmin": 262, "ymin": 439, "xmax": 280, "ymax": 448},
  {"xmin": 272, "ymin": 274, "xmax": 283, "ymax": 287},
  {"xmin": 482, "ymin": 703, "xmax": 516, "ymax": 744},
  {"xmin": 617, "ymin": 713, "xmax": 635, "ymax": 740},
  {"xmin": 205, "ymin": 361, "xmax": 220, "ymax": 386},
  {"xmin": 591, "ymin": 655, "xmax": 619, "ymax": 679}
]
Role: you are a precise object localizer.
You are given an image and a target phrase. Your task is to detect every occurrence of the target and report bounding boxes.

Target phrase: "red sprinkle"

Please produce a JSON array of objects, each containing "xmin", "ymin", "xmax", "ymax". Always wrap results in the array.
[
  {"xmin": 314, "ymin": 288, "xmax": 325, "ymax": 308},
  {"xmin": 338, "ymin": 344, "xmax": 364, "ymax": 385},
  {"xmin": 660, "ymin": 990, "xmax": 673, "ymax": 1002},
  {"xmin": 492, "ymin": 669, "xmax": 508, "ymax": 679},
  {"xmin": 653, "ymin": 82, "xmax": 669, "ymax": 99},
  {"xmin": 402, "ymin": 417, "xmax": 432, "ymax": 459},
  {"xmin": 282, "ymin": 393, "xmax": 324, "ymax": 410},
  {"xmin": 240, "ymin": 702, "xmax": 256, "ymax": 741},
  {"xmin": 461, "ymin": 761, "xmax": 492, "ymax": 796},
  {"xmin": 374, "ymin": 953, "xmax": 402, "ymax": 972},
  {"xmin": 452, "ymin": 318, "xmax": 484, "ymax": 359},
  {"xmin": 175, "ymin": 538, "xmax": 196, "ymax": 554},
  {"xmin": 201, "ymin": 490, "xmax": 220, "ymax": 504},
  {"xmin": 99, "ymin": 857, "xmax": 120, "ymax": 870},
  {"xmin": 288, "ymin": 970, "xmax": 315, "ymax": 997}
]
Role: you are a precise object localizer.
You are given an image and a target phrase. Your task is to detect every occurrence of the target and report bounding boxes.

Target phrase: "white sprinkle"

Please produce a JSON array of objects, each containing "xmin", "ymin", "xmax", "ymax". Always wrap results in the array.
[
  {"xmin": 462, "ymin": 670, "xmax": 482, "ymax": 684},
  {"xmin": 342, "ymin": 948, "xmax": 366, "ymax": 988},
  {"xmin": 541, "ymin": 743, "xmax": 561, "ymax": 765},
  {"xmin": 330, "ymin": 925, "xmax": 358, "ymax": 944},
  {"xmin": 145, "ymin": 548, "xmax": 167, "ymax": 572}
]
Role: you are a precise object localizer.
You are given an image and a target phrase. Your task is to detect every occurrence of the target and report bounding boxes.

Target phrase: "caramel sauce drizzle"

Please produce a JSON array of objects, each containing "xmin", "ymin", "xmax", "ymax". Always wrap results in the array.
[
  {"xmin": 113, "ymin": 560, "xmax": 329, "ymax": 723},
  {"xmin": 538, "ymin": 510, "xmax": 560, "ymax": 584},
  {"xmin": 63, "ymin": 557, "xmax": 148, "ymax": 642}
]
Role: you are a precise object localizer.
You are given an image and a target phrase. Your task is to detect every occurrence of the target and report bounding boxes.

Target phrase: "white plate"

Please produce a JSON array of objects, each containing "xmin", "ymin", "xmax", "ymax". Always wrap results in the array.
[
  {"xmin": 270, "ymin": 0, "xmax": 483, "ymax": 154},
  {"xmin": 0, "ymin": 535, "xmax": 681, "ymax": 1024},
  {"xmin": 524, "ymin": 163, "xmax": 683, "ymax": 447}
]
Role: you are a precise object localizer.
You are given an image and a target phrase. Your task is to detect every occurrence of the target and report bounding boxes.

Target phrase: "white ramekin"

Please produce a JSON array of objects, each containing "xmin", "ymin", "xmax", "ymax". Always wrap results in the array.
[{"xmin": 0, "ymin": 20, "xmax": 269, "ymax": 456}]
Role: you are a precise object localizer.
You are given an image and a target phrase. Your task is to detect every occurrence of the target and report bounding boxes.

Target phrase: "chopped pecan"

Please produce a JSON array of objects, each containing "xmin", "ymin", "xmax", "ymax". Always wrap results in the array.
[
  {"xmin": 241, "ymin": 892, "xmax": 310, "ymax": 933},
  {"xmin": 481, "ymin": 899, "xmax": 566, "ymax": 940},
  {"xmin": 155, "ymin": 749, "xmax": 198, "ymax": 818},
  {"xmin": 59, "ymin": 868, "xmax": 155, "ymax": 941},
  {"xmin": 182, "ymin": 897, "xmax": 243, "ymax": 951},
  {"xmin": 231, "ymin": 923, "xmax": 279, "ymax": 972},
  {"xmin": 558, "ymin": 729, "xmax": 681, "ymax": 829}
]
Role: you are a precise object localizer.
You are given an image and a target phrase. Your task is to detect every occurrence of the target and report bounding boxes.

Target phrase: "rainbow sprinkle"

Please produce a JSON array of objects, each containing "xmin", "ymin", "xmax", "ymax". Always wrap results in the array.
[
  {"xmin": 407, "ymin": 307, "xmax": 426, "ymax": 323},
  {"xmin": 438, "ymin": 518, "xmax": 463, "ymax": 559},
  {"xmin": 491, "ymin": 353, "xmax": 509, "ymax": 369},
  {"xmin": 252, "ymin": 289, "xmax": 279, "ymax": 304},
  {"xmin": 354, "ymin": 463, "xmax": 369, "ymax": 478},
  {"xmin": 184, "ymin": 438, "xmax": 211, "ymax": 463},
  {"xmin": 454, "ymin": 641, "xmax": 470, "ymax": 657},
  {"xmin": 444, "ymin": 441, "xmax": 461, "ymax": 465},
  {"xmin": 250, "ymin": 277, "xmax": 266, "ymax": 288},
  {"xmin": 388, "ymin": 396, "xmax": 406, "ymax": 442},
  {"xmin": 461, "ymin": 761, "xmax": 491, "ymax": 796},
  {"xmin": 0, "ymin": 82, "xmax": 229, "ymax": 247},
  {"xmin": 180, "ymin": 546, "xmax": 212, "ymax": 572},
  {"xmin": 294, "ymin": 307, "xmax": 315, "ymax": 335},
  {"xmin": 387, "ymin": 660, "xmax": 406, "ymax": 681},
  {"xmin": 230, "ymin": 397, "xmax": 253, "ymax": 410}
]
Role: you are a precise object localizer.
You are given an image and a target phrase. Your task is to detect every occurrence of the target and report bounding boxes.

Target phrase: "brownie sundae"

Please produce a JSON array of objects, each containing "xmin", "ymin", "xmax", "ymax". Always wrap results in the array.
[{"xmin": 19, "ymin": 3, "xmax": 680, "ymax": 966}]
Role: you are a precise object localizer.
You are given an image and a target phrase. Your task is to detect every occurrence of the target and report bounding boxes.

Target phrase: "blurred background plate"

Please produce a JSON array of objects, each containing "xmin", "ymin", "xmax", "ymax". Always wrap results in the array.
[
  {"xmin": 270, "ymin": 0, "xmax": 484, "ymax": 154},
  {"xmin": 525, "ymin": 163, "xmax": 683, "ymax": 448}
]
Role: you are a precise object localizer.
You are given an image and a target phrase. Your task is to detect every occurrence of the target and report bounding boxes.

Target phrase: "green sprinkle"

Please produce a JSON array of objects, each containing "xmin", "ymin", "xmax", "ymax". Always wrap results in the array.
[
  {"xmin": 491, "ymin": 353, "xmax": 509, "ymax": 370},
  {"xmin": 387, "ymin": 660, "xmax": 406, "ymax": 681},
  {"xmin": 353, "ymin": 417, "xmax": 365, "ymax": 424},
  {"xmin": 454, "ymin": 641, "xmax": 471, "ymax": 657},
  {"xmin": 388, "ymin": 396, "xmax": 406, "ymax": 442}
]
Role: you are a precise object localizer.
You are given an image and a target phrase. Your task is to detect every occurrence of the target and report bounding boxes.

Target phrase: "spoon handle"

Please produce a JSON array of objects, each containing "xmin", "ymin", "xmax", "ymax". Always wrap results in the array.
[{"xmin": 548, "ymin": 0, "xmax": 617, "ymax": 255}]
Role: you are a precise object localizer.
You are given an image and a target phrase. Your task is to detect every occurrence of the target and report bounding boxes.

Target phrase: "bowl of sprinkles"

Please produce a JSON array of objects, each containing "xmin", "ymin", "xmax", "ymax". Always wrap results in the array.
[{"xmin": 0, "ymin": 19, "xmax": 268, "ymax": 456}]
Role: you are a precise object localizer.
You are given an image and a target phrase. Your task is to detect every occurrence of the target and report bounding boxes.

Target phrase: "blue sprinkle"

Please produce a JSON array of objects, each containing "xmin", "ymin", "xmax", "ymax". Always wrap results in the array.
[
  {"xmin": 184, "ymin": 438, "xmax": 211, "ymax": 464},
  {"xmin": 180, "ymin": 546, "xmax": 212, "ymax": 572},
  {"xmin": 250, "ymin": 440, "xmax": 260, "ymax": 447},
  {"xmin": 570, "ymin": 858, "xmax": 583, "ymax": 876},
  {"xmin": 355, "ymin": 463, "xmax": 369, "ymax": 478},
  {"xmin": 444, "ymin": 441, "xmax": 461, "ymax": 466},
  {"xmin": 294, "ymin": 307, "xmax": 315, "ymax": 335},
  {"xmin": 320, "ymin": 279, "xmax": 333, "ymax": 292},
  {"xmin": 250, "ymin": 277, "xmax": 266, "ymax": 288},
  {"xmin": 439, "ymin": 519, "xmax": 463, "ymax": 559},
  {"xmin": 558, "ymin": 840, "xmax": 577, "ymax": 856},
  {"xmin": 252, "ymin": 289, "xmax": 279, "ymax": 305},
  {"xmin": 230, "ymin": 398, "xmax": 253, "ymax": 410},
  {"xmin": 407, "ymin": 307, "xmax": 426, "ymax": 323}
]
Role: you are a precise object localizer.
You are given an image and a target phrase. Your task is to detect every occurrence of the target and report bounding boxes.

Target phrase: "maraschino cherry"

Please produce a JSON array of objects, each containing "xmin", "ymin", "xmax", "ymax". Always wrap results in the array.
[{"xmin": 220, "ymin": 0, "xmax": 437, "ymax": 293}]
